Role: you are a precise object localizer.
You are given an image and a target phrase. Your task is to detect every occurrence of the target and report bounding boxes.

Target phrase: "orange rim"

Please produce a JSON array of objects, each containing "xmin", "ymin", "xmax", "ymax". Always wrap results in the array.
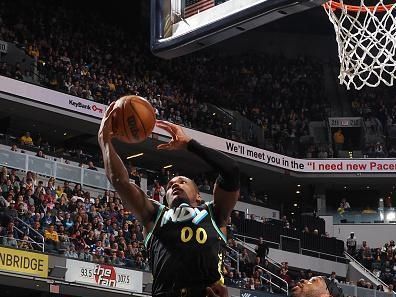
[{"xmin": 323, "ymin": 1, "xmax": 396, "ymax": 12}]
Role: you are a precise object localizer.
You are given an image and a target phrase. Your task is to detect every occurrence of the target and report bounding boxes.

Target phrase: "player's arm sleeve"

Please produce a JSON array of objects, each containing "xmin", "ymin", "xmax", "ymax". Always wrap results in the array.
[{"xmin": 187, "ymin": 139, "xmax": 240, "ymax": 191}]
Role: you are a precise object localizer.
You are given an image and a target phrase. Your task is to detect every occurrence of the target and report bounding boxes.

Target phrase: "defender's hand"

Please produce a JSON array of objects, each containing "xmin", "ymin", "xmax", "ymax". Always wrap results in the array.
[
  {"xmin": 206, "ymin": 283, "xmax": 228, "ymax": 297},
  {"xmin": 156, "ymin": 120, "xmax": 192, "ymax": 150}
]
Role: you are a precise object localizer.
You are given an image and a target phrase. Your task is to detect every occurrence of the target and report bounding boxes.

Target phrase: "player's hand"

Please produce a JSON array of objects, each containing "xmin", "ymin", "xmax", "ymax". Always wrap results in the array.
[
  {"xmin": 206, "ymin": 283, "xmax": 228, "ymax": 297},
  {"xmin": 98, "ymin": 101, "xmax": 117, "ymax": 146},
  {"xmin": 156, "ymin": 120, "xmax": 192, "ymax": 150},
  {"xmin": 98, "ymin": 102, "xmax": 131, "ymax": 145}
]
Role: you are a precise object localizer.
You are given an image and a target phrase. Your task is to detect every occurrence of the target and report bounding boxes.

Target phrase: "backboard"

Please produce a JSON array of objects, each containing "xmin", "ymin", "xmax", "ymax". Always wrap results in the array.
[{"xmin": 151, "ymin": 0, "xmax": 327, "ymax": 59}]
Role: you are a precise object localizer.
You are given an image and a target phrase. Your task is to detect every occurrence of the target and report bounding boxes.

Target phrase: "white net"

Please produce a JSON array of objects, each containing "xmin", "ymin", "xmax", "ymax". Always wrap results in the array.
[{"xmin": 324, "ymin": 0, "xmax": 396, "ymax": 90}]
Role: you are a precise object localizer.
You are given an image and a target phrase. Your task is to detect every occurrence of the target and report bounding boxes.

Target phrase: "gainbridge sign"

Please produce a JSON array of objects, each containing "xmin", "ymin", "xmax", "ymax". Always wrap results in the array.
[
  {"xmin": 65, "ymin": 259, "xmax": 143, "ymax": 293},
  {"xmin": 0, "ymin": 246, "xmax": 48, "ymax": 277}
]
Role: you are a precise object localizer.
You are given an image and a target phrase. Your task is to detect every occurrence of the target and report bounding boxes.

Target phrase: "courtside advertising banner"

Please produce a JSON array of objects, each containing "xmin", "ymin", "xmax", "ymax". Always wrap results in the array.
[
  {"xmin": 155, "ymin": 125, "xmax": 396, "ymax": 174},
  {"xmin": 0, "ymin": 246, "xmax": 48, "ymax": 277},
  {"xmin": 65, "ymin": 259, "xmax": 142, "ymax": 293}
]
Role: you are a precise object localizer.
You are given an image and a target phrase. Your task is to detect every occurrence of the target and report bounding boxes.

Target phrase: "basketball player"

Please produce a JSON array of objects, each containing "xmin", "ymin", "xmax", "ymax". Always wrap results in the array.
[
  {"xmin": 98, "ymin": 102, "xmax": 240, "ymax": 297},
  {"xmin": 291, "ymin": 276, "xmax": 344, "ymax": 297}
]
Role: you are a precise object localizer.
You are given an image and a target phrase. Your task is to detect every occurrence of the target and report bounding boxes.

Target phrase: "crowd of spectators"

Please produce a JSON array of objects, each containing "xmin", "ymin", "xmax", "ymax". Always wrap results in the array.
[
  {"xmin": 346, "ymin": 233, "xmax": 396, "ymax": 291},
  {"xmin": 349, "ymin": 87, "xmax": 396, "ymax": 157},
  {"xmin": 357, "ymin": 239, "xmax": 396, "ymax": 290},
  {"xmin": 0, "ymin": 166, "xmax": 149, "ymax": 270},
  {"xmin": 0, "ymin": 163, "xmax": 392, "ymax": 296},
  {"xmin": 0, "ymin": 164, "xmax": 324, "ymax": 295},
  {"xmin": 222, "ymin": 234, "xmax": 347, "ymax": 294},
  {"xmin": 0, "ymin": 0, "xmax": 330, "ymax": 158},
  {"xmin": 2, "ymin": 0, "xmax": 396, "ymax": 161}
]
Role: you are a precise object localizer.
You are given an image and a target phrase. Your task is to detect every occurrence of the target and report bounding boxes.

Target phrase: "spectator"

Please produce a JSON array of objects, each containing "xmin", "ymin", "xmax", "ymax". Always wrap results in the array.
[
  {"xmin": 2, "ymin": 232, "xmax": 18, "ymax": 248},
  {"xmin": 129, "ymin": 167, "xmax": 141, "ymax": 187},
  {"xmin": 362, "ymin": 245, "xmax": 373, "ymax": 269},
  {"xmin": 63, "ymin": 181, "xmax": 74, "ymax": 198},
  {"xmin": 306, "ymin": 269, "xmax": 314, "ymax": 279},
  {"xmin": 18, "ymin": 234, "xmax": 33, "ymax": 250},
  {"xmin": 239, "ymin": 248, "xmax": 252, "ymax": 274},
  {"xmin": 255, "ymin": 237, "xmax": 269, "ymax": 263},
  {"xmin": 279, "ymin": 267, "xmax": 292, "ymax": 285},
  {"xmin": 64, "ymin": 246, "xmax": 79, "ymax": 258},
  {"xmin": 20, "ymin": 132, "xmax": 33, "ymax": 146},
  {"xmin": 87, "ymin": 161, "xmax": 98, "ymax": 171},
  {"xmin": 328, "ymin": 271, "xmax": 339, "ymax": 284},
  {"xmin": 36, "ymin": 150, "xmax": 45, "ymax": 158},
  {"xmin": 151, "ymin": 180, "xmax": 165, "ymax": 203},
  {"xmin": 79, "ymin": 246, "xmax": 94, "ymax": 261},
  {"xmin": 333, "ymin": 128, "xmax": 344, "ymax": 156},
  {"xmin": 338, "ymin": 198, "xmax": 351, "ymax": 212},
  {"xmin": 44, "ymin": 224, "xmax": 59, "ymax": 251},
  {"xmin": 376, "ymin": 284, "xmax": 384, "ymax": 291},
  {"xmin": 346, "ymin": 232, "xmax": 357, "ymax": 255}
]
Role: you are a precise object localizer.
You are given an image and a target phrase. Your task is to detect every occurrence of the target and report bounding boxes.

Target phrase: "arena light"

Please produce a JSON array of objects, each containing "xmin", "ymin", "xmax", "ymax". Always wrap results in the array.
[
  {"xmin": 163, "ymin": 164, "xmax": 173, "ymax": 169},
  {"xmin": 127, "ymin": 153, "xmax": 144, "ymax": 159},
  {"xmin": 297, "ymin": 184, "xmax": 301, "ymax": 187},
  {"xmin": 296, "ymin": 190, "xmax": 300, "ymax": 194},
  {"xmin": 293, "ymin": 203, "xmax": 298, "ymax": 207}
]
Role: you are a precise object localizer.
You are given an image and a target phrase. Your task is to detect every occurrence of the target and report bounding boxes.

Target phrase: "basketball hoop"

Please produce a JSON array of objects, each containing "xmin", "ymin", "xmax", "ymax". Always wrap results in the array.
[{"xmin": 323, "ymin": 0, "xmax": 396, "ymax": 90}]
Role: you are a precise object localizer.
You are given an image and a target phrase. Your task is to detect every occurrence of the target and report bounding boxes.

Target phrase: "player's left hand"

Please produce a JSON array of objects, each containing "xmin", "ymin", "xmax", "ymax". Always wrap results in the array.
[
  {"xmin": 206, "ymin": 283, "xmax": 228, "ymax": 297},
  {"xmin": 156, "ymin": 120, "xmax": 192, "ymax": 150}
]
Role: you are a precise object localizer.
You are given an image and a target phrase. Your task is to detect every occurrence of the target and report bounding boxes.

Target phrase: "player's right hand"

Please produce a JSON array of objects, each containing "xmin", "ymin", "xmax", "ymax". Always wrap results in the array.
[
  {"xmin": 98, "ymin": 102, "xmax": 131, "ymax": 145},
  {"xmin": 98, "ymin": 101, "xmax": 116, "ymax": 146},
  {"xmin": 206, "ymin": 283, "xmax": 228, "ymax": 297}
]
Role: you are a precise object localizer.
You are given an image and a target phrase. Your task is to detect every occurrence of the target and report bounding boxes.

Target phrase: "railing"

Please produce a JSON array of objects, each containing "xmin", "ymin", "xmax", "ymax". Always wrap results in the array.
[
  {"xmin": 334, "ymin": 209, "xmax": 396, "ymax": 224},
  {"xmin": 13, "ymin": 216, "xmax": 45, "ymax": 252},
  {"xmin": 0, "ymin": 148, "xmax": 114, "ymax": 190},
  {"xmin": 339, "ymin": 282, "xmax": 395, "ymax": 297},
  {"xmin": 255, "ymin": 265, "xmax": 288, "ymax": 295},
  {"xmin": 344, "ymin": 251, "xmax": 391, "ymax": 292},
  {"xmin": 233, "ymin": 236, "xmax": 281, "ymax": 270},
  {"xmin": 280, "ymin": 235, "xmax": 301, "ymax": 253},
  {"xmin": 235, "ymin": 234, "xmax": 280, "ymax": 249},
  {"xmin": 0, "ymin": 236, "xmax": 38, "ymax": 251},
  {"xmin": 235, "ymin": 233, "xmax": 345, "ymax": 264},
  {"xmin": 234, "ymin": 217, "xmax": 345, "ymax": 258},
  {"xmin": 301, "ymin": 248, "xmax": 348, "ymax": 263},
  {"xmin": 225, "ymin": 245, "xmax": 240, "ymax": 273}
]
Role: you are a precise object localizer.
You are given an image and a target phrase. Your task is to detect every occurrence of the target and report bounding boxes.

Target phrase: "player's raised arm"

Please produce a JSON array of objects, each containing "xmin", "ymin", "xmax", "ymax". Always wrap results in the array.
[
  {"xmin": 156, "ymin": 120, "xmax": 240, "ymax": 227},
  {"xmin": 98, "ymin": 102, "xmax": 156, "ymax": 229}
]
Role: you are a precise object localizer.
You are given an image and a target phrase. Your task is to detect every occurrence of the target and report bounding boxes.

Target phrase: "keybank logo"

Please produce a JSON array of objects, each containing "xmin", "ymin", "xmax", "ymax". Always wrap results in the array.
[{"xmin": 69, "ymin": 99, "xmax": 91, "ymax": 110}]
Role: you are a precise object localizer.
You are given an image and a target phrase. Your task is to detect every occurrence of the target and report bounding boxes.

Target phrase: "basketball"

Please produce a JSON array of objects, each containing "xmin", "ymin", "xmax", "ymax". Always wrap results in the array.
[{"xmin": 112, "ymin": 95, "xmax": 156, "ymax": 143}]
